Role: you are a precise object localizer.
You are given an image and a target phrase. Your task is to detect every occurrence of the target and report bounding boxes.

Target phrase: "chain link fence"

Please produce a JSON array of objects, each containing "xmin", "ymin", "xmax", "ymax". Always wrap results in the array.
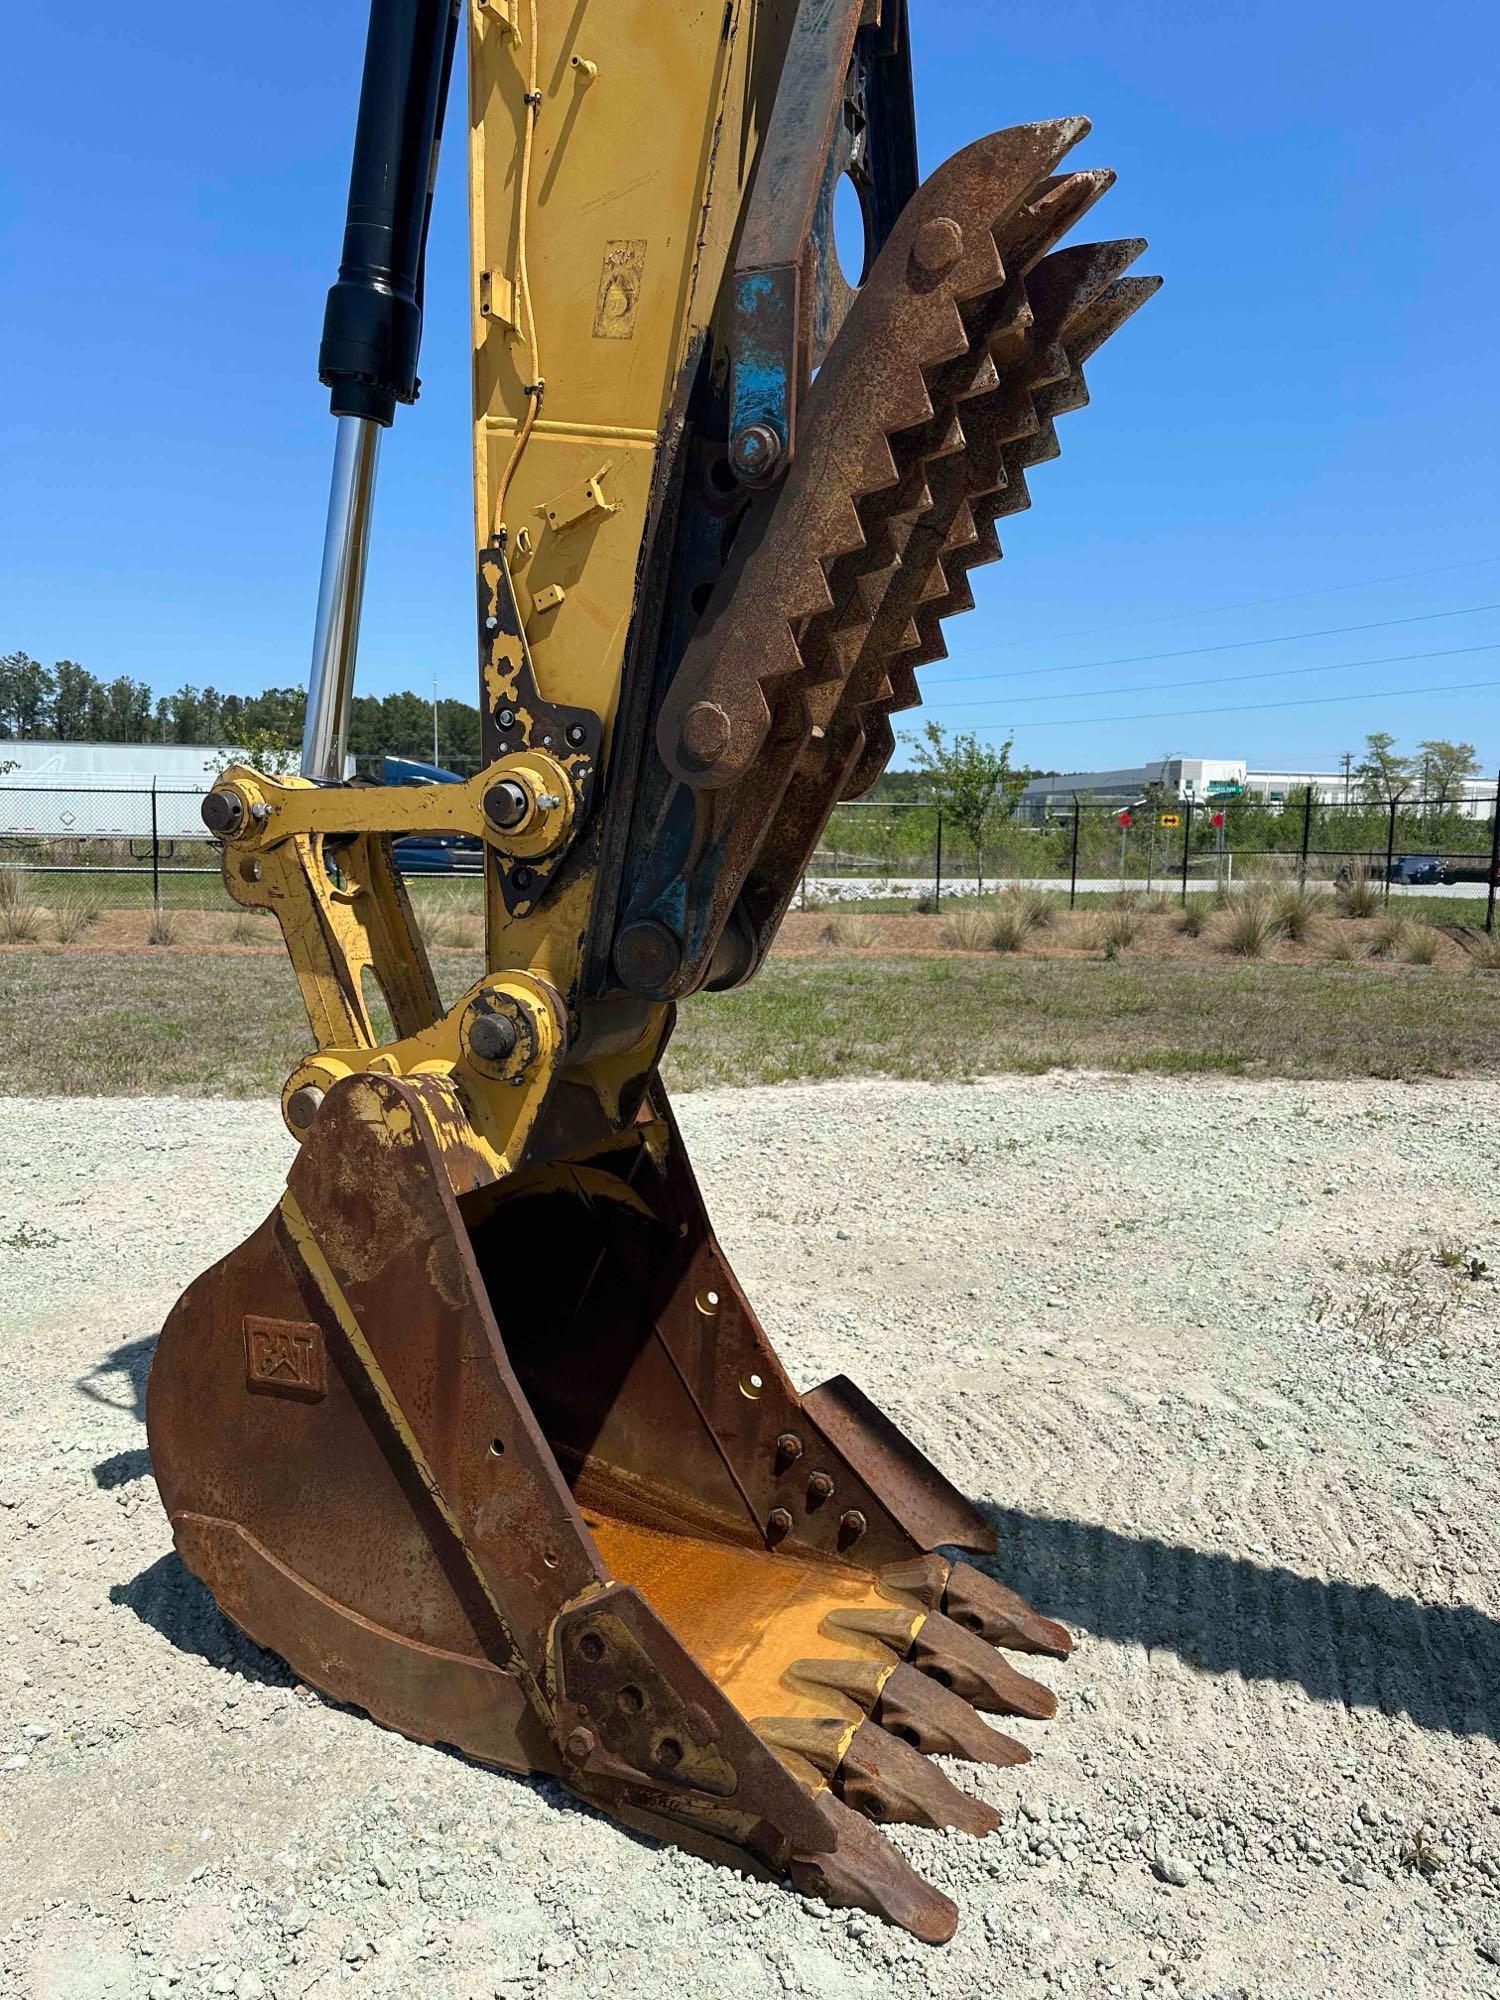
[
  {"xmin": 3, "ymin": 781, "xmax": 1497, "ymax": 933},
  {"xmin": 808, "ymin": 787, "xmax": 1500, "ymax": 930}
]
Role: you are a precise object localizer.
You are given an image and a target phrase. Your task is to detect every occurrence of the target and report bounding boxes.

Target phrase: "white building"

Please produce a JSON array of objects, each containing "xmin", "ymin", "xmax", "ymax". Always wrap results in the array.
[{"xmin": 1019, "ymin": 756, "xmax": 1495, "ymax": 818}]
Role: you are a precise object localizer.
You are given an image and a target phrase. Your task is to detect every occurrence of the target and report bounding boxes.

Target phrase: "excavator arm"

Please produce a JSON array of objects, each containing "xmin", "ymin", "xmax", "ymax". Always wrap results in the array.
[{"xmin": 151, "ymin": 0, "xmax": 1157, "ymax": 1939}]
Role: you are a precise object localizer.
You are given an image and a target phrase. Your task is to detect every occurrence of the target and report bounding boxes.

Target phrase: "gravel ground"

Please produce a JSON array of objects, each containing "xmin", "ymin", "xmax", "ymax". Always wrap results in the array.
[{"xmin": 1, "ymin": 1074, "xmax": 1498, "ymax": 2000}]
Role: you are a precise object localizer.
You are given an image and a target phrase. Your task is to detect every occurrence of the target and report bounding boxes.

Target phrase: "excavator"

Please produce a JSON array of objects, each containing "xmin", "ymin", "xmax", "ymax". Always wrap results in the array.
[{"xmin": 148, "ymin": 0, "xmax": 1157, "ymax": 1942}]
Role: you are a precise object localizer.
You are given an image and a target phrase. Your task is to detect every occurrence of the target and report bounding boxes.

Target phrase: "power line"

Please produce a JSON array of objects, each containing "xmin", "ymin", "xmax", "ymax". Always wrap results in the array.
[
  {"xmin": 929, "ymin": 640, "xmax": 1500, "ymax": 713},
  {"xmin": 992, "ymin": 676, "xmax": 1500, "ymax": 732},
  {"xmin": 965, "ymin": 554, "xmax": 1500, "ymax": 652},
  {"xmin": 922, "ymin": 599, "xmax": 1500, "ymax": 686}
]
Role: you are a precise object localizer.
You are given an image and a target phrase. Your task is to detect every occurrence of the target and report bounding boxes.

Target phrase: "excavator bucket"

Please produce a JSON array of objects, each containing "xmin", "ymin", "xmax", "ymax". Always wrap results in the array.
[{"xmin": 147, "ymin": 0, "xmax": 1157, "ymax": 1941}]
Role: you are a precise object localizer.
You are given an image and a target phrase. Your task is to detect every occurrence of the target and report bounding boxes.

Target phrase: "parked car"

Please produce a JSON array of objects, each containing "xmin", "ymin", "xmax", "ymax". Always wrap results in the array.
[{"xmin": 381, "ymin": 755, "xmax": 484, "ymax": 875}]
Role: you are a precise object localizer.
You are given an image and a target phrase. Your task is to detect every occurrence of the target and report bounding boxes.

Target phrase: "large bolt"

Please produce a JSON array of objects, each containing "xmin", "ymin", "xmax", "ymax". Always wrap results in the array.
[
  {"xmin": 807, "ymin": 1471, "xmax": 835, "ymax": 1506},
  {"xmin": 911, "ymin": 215, "xmax": 964, "ymax": 278},
  {"xmin": 775, "ymin": 1431, "xmax": 804, "ymax": 1470},
  {"xmin": 468, "ymin": 1011, "xmax": 519, "ymax": 1064},
  {"xmin": 766, "ymin": 1507, "xmax": 794, "ymax": 1543},
  {"xmin": 614, "ymin": 918, "xmax": 684, "ymax": 996},
  {"xmin": 565, "ymin": 1726, "xmax": 596, "ymax": 1763},
  {"xmin": 677, "ymin": 700, "xmax": 732, "ymax": 774},
  {"xmin": 201, "ymin": 790, "xmax": 246, "ymax": 838},
  {"xmin": 838, "ymin": 1509, "xmax": 867, "ymax": 1546},
  {"xmin": 728, "ymin": 420, "xmax": 782, "ymax": 483},
  {"xmin": 484, "ymin": 778, "xmax": 530, "ymax": 830},
  {"xmin": 285, "ymin": 1084, "xmax": 325, "ymax": 1132}
]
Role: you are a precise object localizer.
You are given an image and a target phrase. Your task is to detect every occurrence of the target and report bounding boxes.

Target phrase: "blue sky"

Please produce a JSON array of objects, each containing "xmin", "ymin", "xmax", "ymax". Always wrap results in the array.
[{"xmin": 2, "ymin": 1, "xmax": 1496, "ymax": 775}]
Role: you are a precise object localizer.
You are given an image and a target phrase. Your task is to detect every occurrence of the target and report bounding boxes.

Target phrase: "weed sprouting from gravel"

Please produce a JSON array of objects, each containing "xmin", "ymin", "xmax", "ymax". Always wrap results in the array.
[
  {"xmin": 146, "ymin": 907, "xmax": 178, "ymax": 947},
  {"xmin": 2, "ymin": 1219, "xmax": 59, "ymax": 1250},
  {"xmin": 1174, "ymin": 905, "xmax": 1205, "ymax": 937},
  {"xmin": 1310, "ymin": 1239, "xmax": 1492, "ymax": 1351}
]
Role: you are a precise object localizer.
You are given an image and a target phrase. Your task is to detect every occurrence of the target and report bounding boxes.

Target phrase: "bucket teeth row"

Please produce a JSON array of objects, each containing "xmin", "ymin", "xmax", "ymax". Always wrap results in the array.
[{"xmin": 783, "ymin": 1651, "xmax": 1031, "ymax": 1768}]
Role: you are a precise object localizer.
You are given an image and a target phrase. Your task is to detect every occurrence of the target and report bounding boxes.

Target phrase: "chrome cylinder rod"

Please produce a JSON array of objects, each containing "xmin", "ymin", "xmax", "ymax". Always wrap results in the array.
[{"xmin": 301, "ymin": 413, "xmax": 382, "ymax": 782}]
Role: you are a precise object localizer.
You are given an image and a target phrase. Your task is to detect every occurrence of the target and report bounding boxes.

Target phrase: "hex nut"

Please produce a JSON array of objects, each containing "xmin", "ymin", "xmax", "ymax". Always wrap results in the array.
[
  {"xmin": 565, "ymin": 1726, "xmax": 597, "ymax": 1763},
  {"xmin": 911, "ymin": 215, "xmax": 964, "ymax": 277},
  {"xmin": 467, "ymin": 1012, "xmax": 519, "ymax": 1064}
]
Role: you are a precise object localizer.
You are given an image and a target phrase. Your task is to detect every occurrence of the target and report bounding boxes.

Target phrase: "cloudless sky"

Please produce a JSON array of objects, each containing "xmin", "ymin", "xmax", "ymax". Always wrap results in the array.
[{"xmin": 2, "ymin": 1, "xmax": 1496, "ymax": 775}]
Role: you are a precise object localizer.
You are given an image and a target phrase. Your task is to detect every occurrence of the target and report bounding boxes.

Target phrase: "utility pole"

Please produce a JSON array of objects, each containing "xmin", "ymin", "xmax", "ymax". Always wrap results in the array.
[
  {"xmin": 1339, "ymin": 750, "xmax": 1354, "ymax": 805},
  {"xmin": 432, "ymin": 674, "xmax": 439, "ymax": 767}
]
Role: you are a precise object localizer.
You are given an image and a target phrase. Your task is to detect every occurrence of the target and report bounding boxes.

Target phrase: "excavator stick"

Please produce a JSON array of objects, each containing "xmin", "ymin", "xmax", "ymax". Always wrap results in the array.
[{"xmin": 148, "ymin": 0, "xmax": 1157, "ymax": 1940}]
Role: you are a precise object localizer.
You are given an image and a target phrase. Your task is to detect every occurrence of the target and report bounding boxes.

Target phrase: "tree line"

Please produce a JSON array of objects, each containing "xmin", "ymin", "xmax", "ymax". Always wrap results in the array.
[{"xmin": 0, "ymin": 651, "xmax": 482, "ymax": 772}]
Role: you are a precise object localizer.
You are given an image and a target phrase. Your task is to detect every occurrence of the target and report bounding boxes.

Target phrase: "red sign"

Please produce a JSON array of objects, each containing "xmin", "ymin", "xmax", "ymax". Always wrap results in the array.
[
  {"xmin": 1116, "ymin": 810, "xmax": 1133, "ymax": 827},
  {"xmin": 1211, "ymin": 812, "xmax": 1225, "ymax": 829}
]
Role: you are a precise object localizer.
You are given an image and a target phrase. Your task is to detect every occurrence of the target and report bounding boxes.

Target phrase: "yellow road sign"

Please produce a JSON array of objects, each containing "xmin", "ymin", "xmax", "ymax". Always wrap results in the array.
[{"xmin": 1159, "ymin": 812, "xmax": 1182, "ymax": 827}]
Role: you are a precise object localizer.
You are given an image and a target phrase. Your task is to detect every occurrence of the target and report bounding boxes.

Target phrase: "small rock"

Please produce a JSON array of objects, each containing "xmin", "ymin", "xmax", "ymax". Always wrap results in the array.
[
  {"xmin": 1, "ymin": 1755, "xmax": 28, "ymax": 1774},
  {"xmin": 1154, "ymin": 1856, "xmax": 1196, "ymax": 1888},
  {"xmin": 1348, "ymin": 1864, "xmax": 1378, "ymax": 1890},
  {"xmin": 282, "ymin": 1902, "xmax": 311, "ymax": 1935},
  {"xmin": 1477, "ymin": 1937, "xmax": 1500, "ymax": 1968},
  {"xmin": 236, "ymin": 1978, "xmax": 266, "ymax": 2000}
]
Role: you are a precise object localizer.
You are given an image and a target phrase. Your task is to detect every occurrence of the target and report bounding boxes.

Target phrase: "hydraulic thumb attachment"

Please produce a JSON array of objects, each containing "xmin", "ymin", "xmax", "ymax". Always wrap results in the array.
[{"xmin": 155, "ymin": 0, "xmax": 1156, "ymax": 1940}]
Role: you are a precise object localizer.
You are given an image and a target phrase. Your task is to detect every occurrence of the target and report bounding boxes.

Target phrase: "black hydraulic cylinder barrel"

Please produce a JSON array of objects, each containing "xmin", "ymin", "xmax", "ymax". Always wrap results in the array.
[{"xmin": 318, "ymin": 0, "xmax": 460, "ymax": 426}]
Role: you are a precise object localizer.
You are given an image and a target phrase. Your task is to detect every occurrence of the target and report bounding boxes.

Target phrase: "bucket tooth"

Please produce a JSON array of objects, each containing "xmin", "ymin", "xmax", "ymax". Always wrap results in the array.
[
  {"xmin": 942, "ymin": 1560, "xmax": 1074, "ymax": 1658},
  {"xmin": 837, "ymin": 1720, "xmax": 1002, "ymax": 1837},
  {"xmin": 909, "ymin": 1611, "xmax": 1058, "ymax": 1719},
  {"xmin": 790, "ymin": 1794, "xmax": 958, "ymax": 1944},
  {"xmin": 875, "ymin": 1663, "xmax": 1031, "ymax": 1768}
]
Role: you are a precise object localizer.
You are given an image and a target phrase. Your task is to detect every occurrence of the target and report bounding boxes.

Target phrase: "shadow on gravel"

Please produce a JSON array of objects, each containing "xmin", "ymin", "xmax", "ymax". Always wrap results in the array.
[
  {"xmin": 111, "ymin": 1553, "xmax": 295, "ymax": 1689},
  {"xmin": 983, "ymin": 1504, "xmax": 1500, "ymax": 1742},
  {"xmin": 94, "ymin": 1447, "xmax": 152, "ymax": 1489},
  {"xmin": 78, "ymin": 1333, "xmax": 154, "ymax": 1424}
]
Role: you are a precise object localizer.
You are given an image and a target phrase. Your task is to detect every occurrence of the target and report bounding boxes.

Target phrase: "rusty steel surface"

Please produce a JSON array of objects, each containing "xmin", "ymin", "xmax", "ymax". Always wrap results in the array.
[{"xmin": 149, "ymin": 1068, "xmax": 1076, "ymax": 1937}]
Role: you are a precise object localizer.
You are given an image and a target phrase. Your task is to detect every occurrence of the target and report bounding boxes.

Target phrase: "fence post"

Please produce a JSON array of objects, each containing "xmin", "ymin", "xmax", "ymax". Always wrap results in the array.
[
  {"xmin": 1299, "ymin": 788, "xmax": 1313, "ymax": 889},
  {"xmin": 1180, "ymin": 797, "xmax": 1193, "ymax": 906},
  {"xmin": 1487, "ymin": 770, "xmax": 1500, "ymax": 936},
  {"xmin": 934, "ymin": 809, "xmax": 943, "ymax": 907},
  {"xmin": 1384, "ymin": 797, "xmax": 1398, "ymax": 905},
  {"xmin": 1069, "ymin": 795, "xmax": 1081, "ymax": 909},
  {"xmin": 150, "ymin": 779, "xmax": 160, "ymax": 910}
]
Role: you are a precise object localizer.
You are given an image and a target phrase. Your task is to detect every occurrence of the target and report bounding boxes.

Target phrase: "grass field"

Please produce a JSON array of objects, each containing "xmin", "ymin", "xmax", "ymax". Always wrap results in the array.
[{"xmin": 2, "ymin": 947, "xmax": 1497, "ymax": 1096}]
